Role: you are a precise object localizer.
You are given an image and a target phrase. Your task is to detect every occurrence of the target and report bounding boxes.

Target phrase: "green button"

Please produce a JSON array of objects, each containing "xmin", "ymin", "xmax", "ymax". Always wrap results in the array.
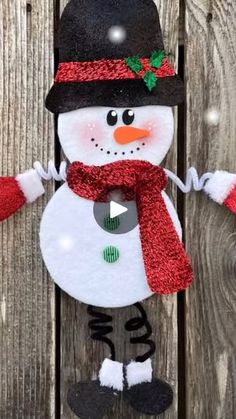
[
  {"xmin": 103, "ymin": 214, "xmax": 120, "ymax": 231},
  {"xmin": 103, "ymin": 246, "xmax": 120, "ymax": 263}
]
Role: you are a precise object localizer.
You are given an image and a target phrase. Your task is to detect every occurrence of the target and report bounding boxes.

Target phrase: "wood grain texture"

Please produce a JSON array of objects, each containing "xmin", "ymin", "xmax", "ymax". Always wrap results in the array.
[
  {"xmin": 185, "ymin": 0, "xmax": 236, "ymax": 418},
  {"xmin": 0, "ymin": 0, "xmax": 55, "ymax": 417},
  {"xmin": 58, "ymin": 1, "xmax": 180, "ymax": 418}
]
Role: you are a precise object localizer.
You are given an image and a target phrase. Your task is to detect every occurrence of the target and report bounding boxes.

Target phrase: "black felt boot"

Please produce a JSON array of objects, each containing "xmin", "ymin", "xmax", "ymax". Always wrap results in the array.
[
  {"xmin": 123, "ymin": 303, "xmax": 173, "ymax": 414},
  {"xmin": 124, "ymin": 379, "xmax": 173, "ymax": 416},
  {"xmin": 67, "ymin": 380, "xmax": 118, "ymax": 419}
]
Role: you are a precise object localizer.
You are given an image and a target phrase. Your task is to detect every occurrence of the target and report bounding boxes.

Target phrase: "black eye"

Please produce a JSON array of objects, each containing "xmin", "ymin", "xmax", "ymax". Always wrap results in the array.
[
  {"xmin": 122, "ymin": 109, "xmax": 135, "ymax": 125},
  {"xmin": 107, "ymin": 110, "xmax": 118, "ymax": 126}
]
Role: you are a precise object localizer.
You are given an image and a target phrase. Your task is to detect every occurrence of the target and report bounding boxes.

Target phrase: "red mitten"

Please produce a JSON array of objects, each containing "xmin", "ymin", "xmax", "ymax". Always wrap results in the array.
[
  {"xmin": 0, "ymin": 169, "xmax": 45, "ymax": 222},
  {"xmin": 204, "ymin": 171, "xmax": 236, "ymax": 213},
  {"xmin": 224, "ymin": 187, "xmax": 236, "ymax": 213}
]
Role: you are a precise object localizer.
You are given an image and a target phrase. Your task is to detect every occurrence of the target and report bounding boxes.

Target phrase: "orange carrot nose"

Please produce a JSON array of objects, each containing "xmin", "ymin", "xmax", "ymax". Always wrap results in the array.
[{"xmin": 114, "ymin": 126, "xmax": 150, "ymax": 145}]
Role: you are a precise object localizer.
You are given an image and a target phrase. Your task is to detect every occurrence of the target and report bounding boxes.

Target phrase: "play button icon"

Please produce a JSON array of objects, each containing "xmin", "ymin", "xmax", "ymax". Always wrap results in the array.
[
  {"xmin": 110, "ymin": 201, "xmax": 128, "ymax": 218},
  {"xmin": 93, "ymin": 188, "xmax": 138, "ymax": 234}
]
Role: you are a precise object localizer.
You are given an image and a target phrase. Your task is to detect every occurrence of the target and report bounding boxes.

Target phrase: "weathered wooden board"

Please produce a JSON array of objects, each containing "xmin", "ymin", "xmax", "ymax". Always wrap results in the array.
[
  {"xmin": 0, "ymin": 0, "xmax": 55, "ymax": 417},
  {"xmin": 185, "ymin": 1, "xmax": 236, "ymax": 418},
  {"xmin": 58, "ymin": 1, "xmax": 180, "ymax": 418}
]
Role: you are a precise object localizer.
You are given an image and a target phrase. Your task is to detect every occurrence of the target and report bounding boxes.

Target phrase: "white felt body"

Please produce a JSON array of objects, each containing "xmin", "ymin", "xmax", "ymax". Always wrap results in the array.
[{"xmin": 40, "ymin": 183, "xmax": 182, "ymax": 308}]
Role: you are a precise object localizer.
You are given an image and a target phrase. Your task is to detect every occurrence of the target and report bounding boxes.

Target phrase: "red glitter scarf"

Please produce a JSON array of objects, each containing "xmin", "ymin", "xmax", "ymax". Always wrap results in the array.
[{"xmin": 67, "ymin": 160, "xmax": 193, "ymax": 294}]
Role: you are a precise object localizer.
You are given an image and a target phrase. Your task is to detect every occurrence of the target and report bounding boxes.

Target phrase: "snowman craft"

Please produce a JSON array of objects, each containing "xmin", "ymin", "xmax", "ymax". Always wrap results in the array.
[{"xmin": 1, "ymin": 0, "xmax": 236, "ymax": 417}]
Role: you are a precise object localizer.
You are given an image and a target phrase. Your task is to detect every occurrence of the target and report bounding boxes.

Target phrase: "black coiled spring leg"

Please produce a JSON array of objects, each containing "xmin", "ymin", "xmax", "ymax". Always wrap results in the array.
[
  {"xmin": 87, "ymin": 305, "xmax": 116, "ymax": 361},
  {"xmin": 125, "ymin": 302, "xmax": 156, "ymax": 362}
]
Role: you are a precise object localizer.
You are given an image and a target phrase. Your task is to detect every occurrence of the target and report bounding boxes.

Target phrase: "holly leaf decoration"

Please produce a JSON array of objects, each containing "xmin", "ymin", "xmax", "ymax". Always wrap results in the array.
[
  {"xmin": 126, "ymin": 56, "xmax": 143, "ymax": 74},
  {"xmin": 144, "ymin": 71, "xmax": 158, "ymax": 91},
  {"xmin": 150, "ymin": 50, "xmax": 166, "ymax": 68}
]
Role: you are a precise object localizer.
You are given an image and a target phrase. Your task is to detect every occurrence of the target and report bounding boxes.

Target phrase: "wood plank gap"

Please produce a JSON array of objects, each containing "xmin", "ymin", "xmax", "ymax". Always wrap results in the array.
[
  {"xmin": 54, "ymin": 118, "xmax": 62, "ymax": 419},
  {"xmin": 55, "ymin": 285, "xmax": 61, "ymax": 419},
  {"xmin": 54, "ymin": 0, "xmax": 61, "ymax": 49},
  {"xmin": 54, "ymin": 1, "xmax": 62, "ymax": 417},
  {"xmin": 176, "ymin": 40, "xmax": 187, "ymax": 419}
]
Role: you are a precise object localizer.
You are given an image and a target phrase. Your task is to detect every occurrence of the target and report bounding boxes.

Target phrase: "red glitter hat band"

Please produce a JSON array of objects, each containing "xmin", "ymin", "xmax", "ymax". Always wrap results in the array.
[{"xmin": 55, "ymin": 57, "xmax": 176, "ymax": 84}]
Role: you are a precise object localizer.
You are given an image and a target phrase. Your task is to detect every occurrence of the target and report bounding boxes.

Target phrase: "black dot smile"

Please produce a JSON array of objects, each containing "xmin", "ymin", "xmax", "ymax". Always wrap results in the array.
[{"xmin": 91, "ymin": 139, "xmax": 146, "ymax": 156}]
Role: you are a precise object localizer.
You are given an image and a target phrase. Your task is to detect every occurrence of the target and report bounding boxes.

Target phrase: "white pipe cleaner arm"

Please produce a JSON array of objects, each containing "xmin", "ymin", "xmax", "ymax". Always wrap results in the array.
[
  {"xmin": 35, "ymin": 163, "xmax": 211, "ymax": 192},
  {"xmin": 33, "ymin": 162, "xmax": 236, "ymax": 215},
  {"xmin": 2, "ymin": 161, "xmax": 236, "ymax": 223},
  {"xmin": 33, "ymin": 160, "xmax": 67, "ymax": 182},
  {"xmin": 165, "ymin": 167, "xmax": 236, "ymax": 214},
  {"xmin": 164, "ymin": 167, "xmax": 213, "ymax": 193}
]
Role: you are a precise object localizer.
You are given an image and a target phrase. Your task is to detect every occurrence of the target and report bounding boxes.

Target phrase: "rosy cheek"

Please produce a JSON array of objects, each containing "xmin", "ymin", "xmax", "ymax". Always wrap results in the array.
[
  {"xmin": 71, "ymin": 121, "xmax": 106, "ymax": 149},
  {"xmin": 142, "ymin": 120, "xmax": 160, "ymax": 145}
]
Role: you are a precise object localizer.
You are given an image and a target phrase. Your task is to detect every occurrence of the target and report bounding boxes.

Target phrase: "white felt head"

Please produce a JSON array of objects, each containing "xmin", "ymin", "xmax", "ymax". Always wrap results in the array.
[{"xmin": 58, "ymin": 106, "xmax": 174, "ymax": 165}]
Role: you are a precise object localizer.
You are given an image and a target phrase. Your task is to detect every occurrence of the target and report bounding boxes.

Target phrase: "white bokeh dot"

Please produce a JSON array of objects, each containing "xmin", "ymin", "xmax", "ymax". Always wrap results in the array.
[
  {"xmin": 107, "ymin": 25, "xmax": 127, "ymax": 44},
  {"xmin": 58, "ymin": 235, "xmax": 75, "ymax": 251},
  {"xmin": 204, "ymin": 107, "xmax": 220, "ymax": 126}
]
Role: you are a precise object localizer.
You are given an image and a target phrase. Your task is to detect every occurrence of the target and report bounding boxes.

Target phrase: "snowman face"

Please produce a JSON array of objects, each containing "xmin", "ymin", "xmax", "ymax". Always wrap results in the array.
[{"xmin": 58, "ymin": 106, "xmax": 174, "ymax": 166}]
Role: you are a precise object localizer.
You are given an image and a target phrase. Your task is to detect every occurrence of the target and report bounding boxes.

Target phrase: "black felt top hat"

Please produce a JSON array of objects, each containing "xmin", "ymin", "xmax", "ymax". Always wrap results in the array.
[{"xmin": 46, "ymin": 0, "xmax": 184, "ymax": 113}]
